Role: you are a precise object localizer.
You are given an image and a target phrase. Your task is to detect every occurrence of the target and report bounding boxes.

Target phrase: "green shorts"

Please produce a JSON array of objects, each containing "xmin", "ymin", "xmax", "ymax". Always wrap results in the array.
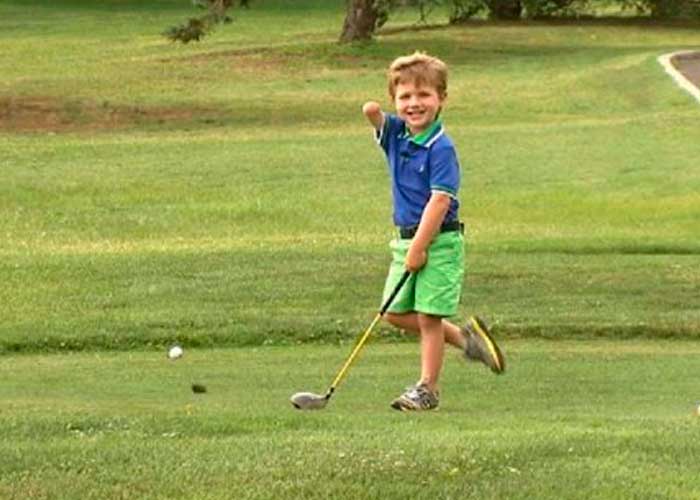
[{"xmin": 382, "ymin": 230, "xmax": 465, "ymax": 317}]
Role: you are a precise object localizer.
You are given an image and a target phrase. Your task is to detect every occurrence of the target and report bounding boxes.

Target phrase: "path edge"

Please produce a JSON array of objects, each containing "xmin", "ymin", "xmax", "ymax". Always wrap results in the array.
[{"xmin": 658, "ymin": 50, "xmax": 700, "ymax": 103}]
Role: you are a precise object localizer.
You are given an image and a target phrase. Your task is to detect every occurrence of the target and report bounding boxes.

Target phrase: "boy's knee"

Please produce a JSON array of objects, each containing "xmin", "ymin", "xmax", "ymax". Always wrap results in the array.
[
  {"xmin": 417, "ymin": 312, "xmax": 443, "ymax": 328},
  {"xmin": 385, "ymin": 312, "xmax": 401, "ymax": 326},
  {"xmin": 386, "ymin": 312, "xmax": 415, "ymax": 328}
]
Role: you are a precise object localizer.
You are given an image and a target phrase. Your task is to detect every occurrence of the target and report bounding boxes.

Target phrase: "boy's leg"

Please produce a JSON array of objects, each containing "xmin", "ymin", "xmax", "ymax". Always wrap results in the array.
[
  {"xmin": 389, "ymin": 313, "xmax": 445, "ymax": 411},
  {"xmin": 386, "ymin": 312, "xmax": 505, "ymax": 373},
  {"xmin": 382, "ymin": 238, "xmax": 415, "ymax": 314},
  {"xmin": 417, "ymin": 313, "xmax": 445, "ymax": 392},
  {"xmin": 385, "ymin": 312, "xmax": 466, "ymax": 350},
  {"xmin": 464, "ymin": 316, "xmax": 506, "ymax": 374},
  {"xmin": 414, "ymin": 231, "xmax": 464, "ymax": 317}
]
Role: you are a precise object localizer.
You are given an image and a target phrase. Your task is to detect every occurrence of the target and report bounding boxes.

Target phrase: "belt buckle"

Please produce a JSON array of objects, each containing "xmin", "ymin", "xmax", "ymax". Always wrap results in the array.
[{"xmin": 399, "ymin": 226, "xmax": 416, "ymax": 239}]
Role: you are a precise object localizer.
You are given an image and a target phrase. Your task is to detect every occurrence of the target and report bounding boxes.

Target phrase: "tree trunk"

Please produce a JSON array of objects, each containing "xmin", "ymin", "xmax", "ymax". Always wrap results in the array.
[
  {"xmin": 339, "ymin": 0, "xmax": 379, "ymax": 43},
  {"xmin": 487, "ymin": 0, "xmax": 523, "ymax": 19}
]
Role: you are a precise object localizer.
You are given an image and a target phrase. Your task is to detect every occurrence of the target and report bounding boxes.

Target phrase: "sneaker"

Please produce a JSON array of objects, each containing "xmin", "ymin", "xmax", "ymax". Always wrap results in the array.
[
  {"xmin": 464, "ymin": 316, "xmax": 506, "ymax": 374},
  {"xmin": 390, "ymin": 383, "xmax": 439, "ymax": 411}
]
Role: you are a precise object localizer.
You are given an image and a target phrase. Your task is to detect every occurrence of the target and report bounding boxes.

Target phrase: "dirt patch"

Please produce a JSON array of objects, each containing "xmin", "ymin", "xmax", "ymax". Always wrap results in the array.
[
  {"xmin": 167, "ymin": 45, "xmax": 382, "ymax": 74},
  {"xmin": 168, "ymin": 46, "xmax": 310, "ymax": 74},
  {"xmin": 0, "ymin": 96, "xmax": 224, "ymax": 134},
  {"xmin": 671, "ymin": 51, "xmax": 700, "ymax": 89}
]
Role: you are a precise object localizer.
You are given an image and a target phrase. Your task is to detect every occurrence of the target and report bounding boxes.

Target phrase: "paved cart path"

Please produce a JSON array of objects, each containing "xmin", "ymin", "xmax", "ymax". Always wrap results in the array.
[{"xmin": 672, "ymin": 51, "xmax": 700, "ymax": 88}]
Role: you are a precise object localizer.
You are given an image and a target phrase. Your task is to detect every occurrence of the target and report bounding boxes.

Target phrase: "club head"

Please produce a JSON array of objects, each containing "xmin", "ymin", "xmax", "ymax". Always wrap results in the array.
[{"xmin": 290, "ymin": 391, "xmax": 329, "ymax": 410}]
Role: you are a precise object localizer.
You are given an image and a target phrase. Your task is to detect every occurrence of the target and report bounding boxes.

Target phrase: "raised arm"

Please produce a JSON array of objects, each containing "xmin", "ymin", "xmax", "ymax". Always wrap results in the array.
[{"xmin": 362, "ymin": 101, "xmax": 385, "ymax": 131}]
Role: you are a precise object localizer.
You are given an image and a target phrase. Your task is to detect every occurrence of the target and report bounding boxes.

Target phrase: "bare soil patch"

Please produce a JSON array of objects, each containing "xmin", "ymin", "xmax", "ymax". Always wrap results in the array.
[
  {"xmin": 167, "ymin": 46, "xmax": 309, "ymax": 74},
  {"xmin": 0, "ymin": 96, "xmax": 223, "ymax": 134},
  {"xmin": 166, "ymin": 46, "xmax": 382, "ymax": 74}
]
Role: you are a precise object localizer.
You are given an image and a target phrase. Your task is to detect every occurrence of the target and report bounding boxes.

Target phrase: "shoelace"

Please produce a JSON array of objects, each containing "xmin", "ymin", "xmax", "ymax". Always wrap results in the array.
[{"xmin": 406, "ymin": 384, "xmax": 437, "ymax": 400}]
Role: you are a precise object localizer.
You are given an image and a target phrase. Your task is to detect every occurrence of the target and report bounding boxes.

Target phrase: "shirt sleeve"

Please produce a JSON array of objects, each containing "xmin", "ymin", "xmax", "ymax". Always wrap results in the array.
[
  {"xmin": 429, "ymin": 143, "xmax": 460, "ymax": 199},
  {"xmin": 375, "ymin": 113, "xmax": 403, "ymax": 155}
]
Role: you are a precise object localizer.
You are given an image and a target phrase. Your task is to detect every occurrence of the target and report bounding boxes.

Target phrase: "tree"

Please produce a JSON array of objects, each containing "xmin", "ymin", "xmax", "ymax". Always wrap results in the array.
[
  {"xmin": 449, "ymin": 0, "xmax": 487, "ymax": 23},
  {"xmin": 339, "ymin": 0, "xmax": 381, "ymax": 43},
  {"xmin": 164, "ymin": 0, "xmax": 245, "ymax": 43},
  {"xmin": 520, "ymin": 0, "xmax": 575, "ymax": 18},
  {"xmin": 486, "ymin": 0, "xmax": 523, "ymax": 19},
  {"xmin": 166, "ymin": 0, "xmax": 700, "ymax": 46},
  {"xmin": 647, "ymin": 0, "xmax": 700, "ymax": 18}
]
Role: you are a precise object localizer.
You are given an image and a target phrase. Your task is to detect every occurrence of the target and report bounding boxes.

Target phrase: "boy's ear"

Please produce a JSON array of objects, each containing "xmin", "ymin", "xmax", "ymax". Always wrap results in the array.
[{"xmin": 437, "ymin": 92, "xmax": 447, "ymax": 116}]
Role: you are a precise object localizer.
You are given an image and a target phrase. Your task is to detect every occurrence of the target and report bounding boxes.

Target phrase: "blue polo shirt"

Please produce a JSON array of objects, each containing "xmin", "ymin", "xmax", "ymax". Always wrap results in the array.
[{"xmin": 375, "ymin": 113, "xmax": 460, "ymax": 227}]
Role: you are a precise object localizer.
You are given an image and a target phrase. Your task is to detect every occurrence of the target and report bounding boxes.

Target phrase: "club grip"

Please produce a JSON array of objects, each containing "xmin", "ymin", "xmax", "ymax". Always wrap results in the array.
[{"xmin": 379, "ymin": 270, "xmax": 411, "ymax": 316}]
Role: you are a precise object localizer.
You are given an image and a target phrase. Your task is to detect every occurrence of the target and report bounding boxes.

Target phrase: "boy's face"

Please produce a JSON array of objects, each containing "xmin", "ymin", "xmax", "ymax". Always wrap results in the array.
[{"xmin": 393, "ymin": 81, "xmax": 444, "ymax": 135}]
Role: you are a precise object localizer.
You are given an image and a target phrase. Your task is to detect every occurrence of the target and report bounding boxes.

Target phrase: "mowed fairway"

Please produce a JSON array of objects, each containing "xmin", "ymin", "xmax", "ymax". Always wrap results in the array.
[
  {"xmin": 1, "ymin": 0, "xmax": 700, "ymax": 498},
  {"xmin": 1, "ymin": 341, "xmax": 700, "ymax": 499}
]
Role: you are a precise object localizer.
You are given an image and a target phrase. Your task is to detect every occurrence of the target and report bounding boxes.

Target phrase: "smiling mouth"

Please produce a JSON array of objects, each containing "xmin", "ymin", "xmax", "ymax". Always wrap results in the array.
[{"xmin": 406, "ymin": 110, "xmax": 426, "ymax": 119}]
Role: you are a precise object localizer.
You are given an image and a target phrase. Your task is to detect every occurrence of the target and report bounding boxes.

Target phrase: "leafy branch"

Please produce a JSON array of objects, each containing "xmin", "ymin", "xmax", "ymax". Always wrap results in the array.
[{"xmin": 164, "ymin": 0, "xmax": 249, "ymax": 44}]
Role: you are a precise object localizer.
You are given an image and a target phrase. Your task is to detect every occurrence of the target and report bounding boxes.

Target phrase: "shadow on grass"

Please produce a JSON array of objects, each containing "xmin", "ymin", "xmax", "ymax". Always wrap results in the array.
[
  {"xmin": 3, "ymin": 319, "xmax": 699, "ymax": 356},
  {"xmin": 503, "ymin": 323, "xmax": 700, "ymax": 340},
  {"xmin": 379, "ymin": 17, "xmax": 700, "ymax": 34},
  {"xmin": 505, "ymin": 243, "xmax": 700, "ymax": 256}
]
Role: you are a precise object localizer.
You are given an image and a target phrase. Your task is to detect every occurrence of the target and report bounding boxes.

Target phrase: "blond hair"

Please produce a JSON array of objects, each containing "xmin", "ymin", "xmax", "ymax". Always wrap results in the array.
[{"xmin": 387, "ymin": 52, "xmax": 448, "ymax": 99}]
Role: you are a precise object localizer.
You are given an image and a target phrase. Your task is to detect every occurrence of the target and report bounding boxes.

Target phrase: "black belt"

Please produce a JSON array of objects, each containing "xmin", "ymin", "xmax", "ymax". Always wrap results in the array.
[{"xmin": 399, "ymin": 220, "xmax": 464, "ymax": 239}]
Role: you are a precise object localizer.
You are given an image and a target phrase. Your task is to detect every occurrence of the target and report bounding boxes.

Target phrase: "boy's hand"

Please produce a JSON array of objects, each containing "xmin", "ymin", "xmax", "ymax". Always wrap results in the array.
[
  {"xmin": 405, "ymin": 245, "xmax": 427, "ymax": 272},
  {"xmin": 362, "ymin": 101, "xmax": 384, "ymax": 130}
]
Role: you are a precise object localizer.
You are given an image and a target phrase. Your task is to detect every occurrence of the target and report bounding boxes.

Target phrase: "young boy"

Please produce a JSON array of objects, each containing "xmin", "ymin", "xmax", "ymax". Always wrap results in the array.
[{"xmin": 362, "ymin": 52, "xmax": 505, "ymax": 411}]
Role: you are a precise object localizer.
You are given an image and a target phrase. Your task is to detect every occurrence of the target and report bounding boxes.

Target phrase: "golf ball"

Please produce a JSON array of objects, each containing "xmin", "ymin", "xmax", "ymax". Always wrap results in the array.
[{"xmin": 168, "ymin": 345, "xmax": 183, "ymax": 360}]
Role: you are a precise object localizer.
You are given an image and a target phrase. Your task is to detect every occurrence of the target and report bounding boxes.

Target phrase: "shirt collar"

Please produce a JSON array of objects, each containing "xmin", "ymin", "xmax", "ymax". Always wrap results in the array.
[{"xmin": 401, "ymin": 119, "xmax": 443, "ymax": 147}]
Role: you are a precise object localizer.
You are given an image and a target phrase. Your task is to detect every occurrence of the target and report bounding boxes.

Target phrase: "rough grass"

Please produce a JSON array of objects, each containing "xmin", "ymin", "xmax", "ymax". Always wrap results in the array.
[{"xmin": 1, "ymin": 1, "xmax": 699, "ymax": 353}]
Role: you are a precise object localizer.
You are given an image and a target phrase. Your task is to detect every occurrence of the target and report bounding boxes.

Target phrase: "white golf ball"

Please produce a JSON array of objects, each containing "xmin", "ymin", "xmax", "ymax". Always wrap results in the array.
[{"xmin": 168, "ymin": 345, "xmax": 183, "ymax": 360}]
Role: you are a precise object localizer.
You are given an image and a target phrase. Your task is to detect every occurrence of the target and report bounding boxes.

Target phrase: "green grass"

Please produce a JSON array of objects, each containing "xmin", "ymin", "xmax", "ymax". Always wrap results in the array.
[
  {"xmin": 1, "ymin": 341, "xmax": 700, "ymax": 499},
  {"xmin": 2, "ymin": 2, "xmax": 700, "ymax": 498},
  {"xmin": 2, "ymin": 7, "xmax": 699, "ymax": 348}
]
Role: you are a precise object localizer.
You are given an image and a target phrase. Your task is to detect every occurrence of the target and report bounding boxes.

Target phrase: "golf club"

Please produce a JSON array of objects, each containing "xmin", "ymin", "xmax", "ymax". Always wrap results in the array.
[{"xmin": 290, "ymin": 270, "xmax": 411, "ymax": 410}]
